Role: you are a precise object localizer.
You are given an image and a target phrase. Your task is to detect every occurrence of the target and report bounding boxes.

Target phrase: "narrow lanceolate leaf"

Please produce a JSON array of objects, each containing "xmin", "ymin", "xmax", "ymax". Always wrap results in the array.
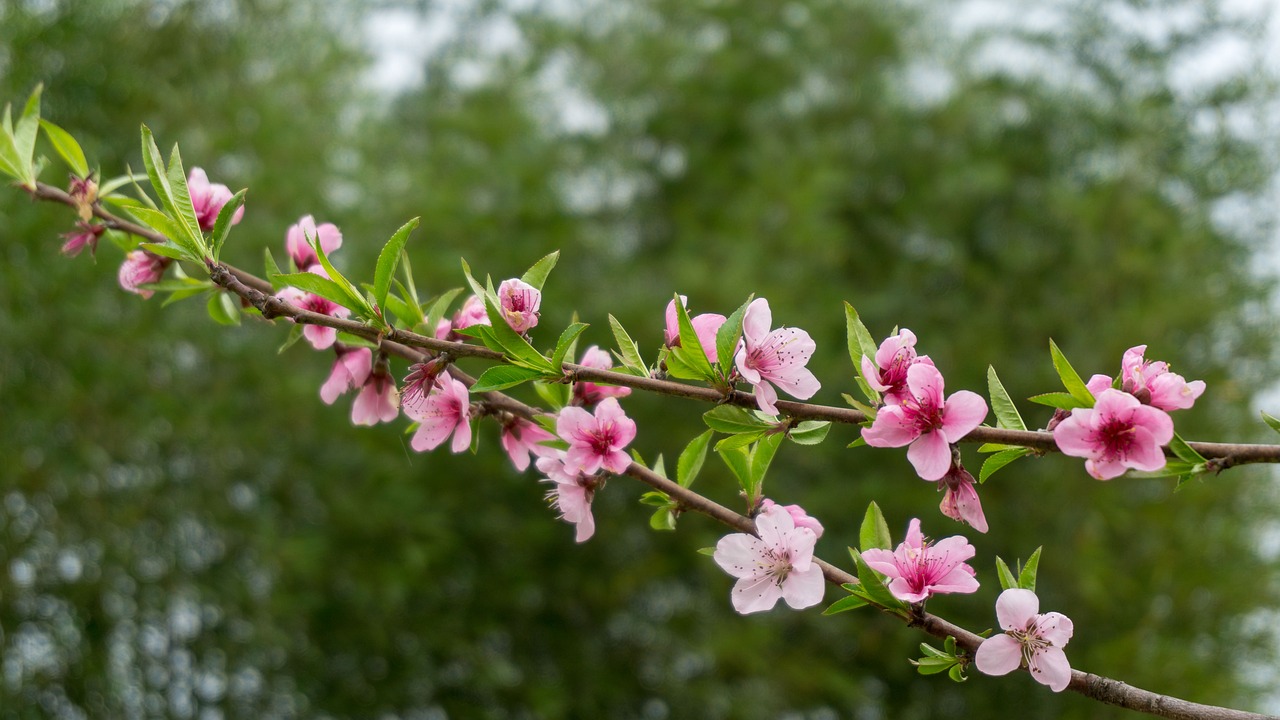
[
  {"xmin": 607, "ymin": 314, "xmax": 647, "ymax": 376},
  {"xmin": 519, "ymin": 250, "xmax": 560, "ymax": 290},
  {"xmin": 1262, "ymin": 411, "xmax": 1280, "ymax": 436},
  {"xmin": 1126, "ymin": 460, "xmax": 1202, "ymax": 479},
  {"xmin": 1169, "ymin": 432, "xmax": 1207, "ymax": 465},
  {"xmin": 206, "ymin": 291, "xmax": 241, "ymax": 326},
  {"xmin": 164, "ymin": 143, "xmax": 204, "ymax": 250},
  {"xmin": 851, "ymin": 551, "xmax": 907, "ymax": 613},
  {"xmin": 718, "ymin": 445, "xmax": 753, "ymax": 496},
  {"xmin": 139, "ymin": 242, "xmax": 192, "ymax": 262},
  {"xmin": 209, "ymin": 188, "xmax": 247, "ymax": 261},
  {"xmin": 859, "ymin": 501, "xmax": 892, "ymax": 552},
  {"xmin": 533, "ymin": 380, "xmax": 570, "ymax": 411},
  {"xmin": 271, "ymin": 272, "xmax": 353, "ymax": 310},
  {"xmin": 482, "ymin": 296, "xmax": 555, "ymax": 372},
  {"xmin": 788, "ymin": 421, "xmax": 831, "ymax": 446},
  {"xmin": 311, "ymin": 233, "xmax": 375, "ymax": 319},
  {"xmin": 676, "ymin": 430, "xmax": 714, "ymax": 489},
  {"xmin": 671, "ymin": 293, "xmax": 716, "ymax": 382},
  {"xmin": 822, "ymin": 594, "xmax": 870, "ymax": 615},
  {"xmin": 703, "ymin": 405, "xmax": 774, "ymax": 434},
  {"xmin": 714, "ymin": 432, "xmax": 765, "ymax": 451},
  {"xmin": 7, "ymin": 84, "xmax": 42, "ymax": 186},
  {"xmin": 127, "ymin": 207, "xmax": 198, "ymax": 261},
  {"xmin": 1017, "ymin": 547, "xmax": 1042, "ymax": 592},
  {"xmin": 995, "ymin": 556, "xmax": 1018, "ymax": 591},
  {"xmin": 979, "ymin": 447, "xmax": 1031, "ymax": 483},
  {"xmin": 264, "ymin": 248, "xmax": 287, "ymax": 290},
  {"xmin": 372, "ymin": 217, "xmax": 420, "ymax": 315},
  {"xmin": 459, "ymin": 258, "xmax": 491, "ymax": 305},
  {"xmin": 382, "ymin": 293, "xmax": 420, "ymax": 329},
  {"xmin": 1028, "ymin": 392, "xmax": 1090, "ymax": 410},
  {"xmin": 0, "ymin": 103, "xmax": 24, "ymax": 180},
  {"xmin": 550, "ymin": 322, "xmax": 590, "ymax": 372},
  {"xmin": 470, "ymin": 365, "xmax": 546, "ymax": 393},
  {"xmin": 716, "ymin": 295, "xmax": 752, "ymax": 377},
  {"xmin": 423, "ymin": 287, "xmax": 464, "ymax": 336},
  {"xmin": 749, "ymin": 433, "xmax": 784, "ymax": 493},
  {"xmin": 987, "ymin": 366, "xmax": 1027, "ymax": 431},
  {"xmin": 844, "ymin": 302, "xmax": 882, "ymax": 404},
  {"xmin": 39, "ymin": 119, "xmax": 88, "ymax": 177},
  {"xmin": 1049, "ymin": 339, "xmax": 1094, "ymax": 406}
]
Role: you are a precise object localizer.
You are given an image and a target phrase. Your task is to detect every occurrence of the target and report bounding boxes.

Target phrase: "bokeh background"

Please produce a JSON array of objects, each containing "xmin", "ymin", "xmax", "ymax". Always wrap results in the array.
[{"xmin": 2, "ymin": 0, "xmax": 1280, "ymax": 717}]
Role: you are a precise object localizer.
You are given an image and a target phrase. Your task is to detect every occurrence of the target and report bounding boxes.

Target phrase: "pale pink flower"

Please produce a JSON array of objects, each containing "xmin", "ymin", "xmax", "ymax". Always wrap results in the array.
[
  {"xmin": 861, "ymin": 364, "xmax": 988, "ymax": 481},
  {"xmin": 404, "ymin": 376, "xmax": 472, "ymax": 453},
  {"xmin": 537, "ymin": 453, "xmax": 598, "ymax": 542},
  {"xmin": 937, "ymin": 460, "xmax": 988, "ymax": 533},
  {"xmin": 351, "ymin": 372, "xmax": 399, "ymax": 426},
  {"xmin": 284, "ymin": 215, "xmax": 342, "ymax": 270},
  {"xmin": 498, "ymin": 278, "xmax": 541, "ymax": 333},
  {"xmin": 118, "ymin": 250, "xmax": 168, "ymax": 298},
  {"xmin": 501, "ymin": 417, "xmax": 558, "ymax": 471},
  {"xmin": 276, "ymin": 267, "xmax": 351, "ymax": 351},
  {"xmin": 733, "ymin": 298, "xmax": 820, "ymax": 415},
  {"xmin": 860, "ymin": 518, "xmax": 978, "ymax": 604},
  {"xmin": 759, "ymin": 498, "xmax": 824, "ymax": 539},
  {"xmin": 713, "ymin": 503, "xmax": 825, "ymax": 614},
  {"xmin": 401, "ymin": 356, "xmax": 450, "ymax": 407},
  {"xmin": 573, "ymin": 346, "xmax": 632, "ymax": 405},
  {"xmin": 452, "ymin": 295, "xmax": 490, "ymax": 331},
  {"xmin": 60, "ymin": 221, "xmax": 105, "ymax": 257},
  {"xmin": 188, "ymin": 167, "xmax": 243, "ymax": 232},
  {"xmin": 664, "ymin": 296, "xmax": 727, "ymax": 363},
  {"xmin": 975, "ymin": 588, "xmax": 1074, "ymax": 692},
  {"xmin": 434, "ymin": 317, "xmax": 453, "ymax": 340},
  {"xmin": 320, "ymin": 347, "xmax": 372, "ymax": 405},
  {"xmin": 1088, "ymin": 345, "xmax": 1205, "ymax": 412},
  {"xmin": 557, "ymin": 397, "xmax": 636, "ymax": 475},
  {"xmin": 861, "ymin": 329, "xmax": 935, "ymax": 405},
  {"xmin": 1053, "ymin": 388, "xmax": 1173, "ymax": 480}
]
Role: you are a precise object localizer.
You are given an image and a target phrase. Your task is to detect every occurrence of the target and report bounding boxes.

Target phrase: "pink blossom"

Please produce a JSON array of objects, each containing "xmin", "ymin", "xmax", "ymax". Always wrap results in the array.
[
  {"xmin": 118, "ymin": 250, "xmax": 168, "ymax": 299},
  {"xmin": 452, "ymin": 295, "xmax": 490, "ymax": 331},
  {"xmin": 401, "ymin": 356, "xmax": 450, "ymax": 406},
  {"xmin": 860, "ymin": 518, "xmax": 978, "ymax": 604},
  {"xmin": 733, "ymin": 298, "xmax": 820, "ymax": 415},
  {"xmin": 1088, "ymin": 345, "xmax": 1205, "ymax": 412},
  {"xmin": 937, "ymin": 461, "xmax": 988, "ymax": 533},
  {"xmin": 664, "ymin": 296, "xmax": 727, "ymax": 363},
  {"xmin": 713, "ymin": 503, "xmax": 825, "ymax": 614},
  {"xmin": 573, "ymin": 346, "xmax": 632, "ymax": 405},
  {"xmin": 60, "ymin": 221, "xmax": 105, "ymax": 257},
  {"xmin": 537, "ymin": 453, "xmax": 597, "ymax": 542},
  {"xmin": 320, "ymin": 347, "xmax": 372, "ymax": 404},
  {"xmin": 404, "ymin": 376, "xmax": 472, "ymax": 453},
  {"xmin": 497, "ymin": 278, "xmax": 541, "ymax": 333},
  {"xmin": 861, "ymin": 364, "xmax": 988, "ymax": 481},
  {"xmin": 68, "ymin": 174, "xmax": 98, "ymax": 221},
  {"xmin": 188, "ymin": 167, "xmax": 243, "ymax": 232},
  {"xmin": 759, "ymin": 498, "xmax": 824, "ymax": 539},
  {"xmin": 434, "ymin": 317, "xmax": 453, "ymax": 340},
  {"xmin": 861, "ymin": 329, "xmax": 935, "ymax": 405},
  {"xmin": 1053, "ymin": 388, "xmax": 1173, "ymax": 480},
  {"xmin": 276, "ymin": 267, "xmax": 351, "ymax": 350},
  {"xmin": 351, "ymin": 372, "xmax": 399, "ymax": 426},
  {"xmin": 975, "ymin": 588, "xmax": 1074, "ymax": 692},
  {"xmin": 284, "ymin": 215, "xmax": 342, "ymax": 270},
  {"xmin": 501, "ymin": 417, "xmax": 558, "ymax": 471},
  {"xmin": 557, "ymin": 397, "xmax": 636, "ymax": 475}
]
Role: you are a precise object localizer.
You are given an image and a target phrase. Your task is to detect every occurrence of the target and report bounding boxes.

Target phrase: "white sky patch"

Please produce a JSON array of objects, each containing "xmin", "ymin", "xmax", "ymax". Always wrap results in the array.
[{"xmin": 363, "ymin": 7, "xmax": 460, "ymax": 94}]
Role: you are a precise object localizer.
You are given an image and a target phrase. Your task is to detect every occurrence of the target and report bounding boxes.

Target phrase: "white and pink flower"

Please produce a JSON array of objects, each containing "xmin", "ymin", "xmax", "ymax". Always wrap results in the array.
[
  {"xmin": 1086, "ymin": 345, "xmax": 1205, "ymax": 412},
  {"xmin": 938, "ymin": 461, "xmax": 988, "ymax": 533},
  {"xmin": 284, "ymin": 215, "xmax": 342, "ymax": 270},
  {"xmin": 758, "ymin": 498, "xmax": 824, "ymax": 539},
  {"xmin": 1053, "ymin": 388, "xmax": 1173, "ymax": 480},
  {"xmin": 573, "ymin": 346, "xmax": 632, "ymax": 406},
  {"xmin": 712, "ymin": 503, "xmax": 825, "ymax": 614},
  {"xmin": 404, "ymin": 376, "xmax": 472, "ymax": 453},
  {"xmin": 118, "ymin": 250, "xmax": 168, "ymax": 298},
  {"xmin": 501, "ymin": 417, "xmax": 557, "ymax": 471},
  {"xmin": 975, "ymin": 588, "xmax": 1074, "ymax": 692},
  {"xmin": 452, "ymin": 295, "xmax": 490, "ymax": 331},
  {"xmin": 665, "ymin": 296, "xmax": 726, "ymax": 364},
  {"xmin": 320, "ymin": 347, "xmax": 372, "ymax": 405},
  {"xmin": 733, "ymin": 298, "xmax": 820, "ymax": 415},
  {"xmin": 351, "ymin": 372, "xmax": 399, "ymax": 426},
  {"xmin": 498, "ymin": 278, "xmax": 541, "ymax": 334},
  {"xmin": 861, "ymin": 364, "xmax": 988, "ymax": 481},
  {"xmin": 188, "ymin": 167, "xmax": 243, "ymax": 232},
  {"xmin": 276, "ymin": 267, "xmax": 351, "ymax": 351},
  {"xmin": 861, "ymin": 328, "xmax": 934, "ymax": 405},
  {"xmin": 557, "ymin": 397, "xmax": 636, "ymax": 476},
  {"xmin": 538, "ymin": 453, "xmax": 598, "ymax": 543},
  {"xmin": 860, "ymin": 518, "xmax": 978, "ymax": 604}
]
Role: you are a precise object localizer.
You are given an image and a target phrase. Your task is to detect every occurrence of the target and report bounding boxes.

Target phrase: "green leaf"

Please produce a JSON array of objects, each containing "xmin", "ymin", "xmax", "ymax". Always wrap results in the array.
[
  {"xmin": 649, "ymin": 508, "xmax": 677, "ymax": 531},
  {"xmin": 263, "ymin": 248, "xmax": 287, "ymax": 290},
  {"xmin": 39, "ymin": 119, "xmax": 88, "ymax": 177},
  {"xmin": 749, "ymin": 432, "xmax": 784, "ymax": 494},
  {"xmin": 164, "ymin": 142, "xmax": 205, "ymax": 250},
  {"xmin": 948, "ymin": 664, "xmax": 968, "ymax": 683},
  {"xmin": 0, "ymin": 104, "xmax": 23, "ymax": 180},
  {"xmin": 979, "ymin": 447, "xmax": 1031, "ymax": 483},
  {"xmin": 851, "ymin": 550, "xmax": 908, "ymax": 612},
  {"xmin": 1126, "ymin": 460, "xmax": 1201, "ymax": 479},
  {"xmin": 845, "ymin": 302, "xmax": 882, "ymax": 405},
  {"xmin": 669, "ymin": 293, "xmax": 717, "ymax": 382},
  {"xmin": 383, "ymin": 293, "xmax": 420, "ymax": 329},
  {"xmin": 913, "ymin": 657, "xmax": 957, "ymax": 675},
  {"xmin": 459, "ymin": 258, "xmax": 492, "ymax": 305},
  {"xmin": 372, "ymin": 217, "xmax": 420, "ymax": 316},
  {"xmin": 676, "ymin": 430, "xmax": 714, "ymax": 488},
  {"xmin": 1169, "ymin": 432, "xmax": 1207, "ymax": 465},
  {"xmin": 995, "ymin": 556, "xmax": 1018, "ymax": 591},
  {"xmin": 714, "ymin": 432, "xmax": 766, "ymax": 451},
  {"xmin": 423, "ymin": 288, "xmax": 464, "ymax": 336},
  {"xmin": 1018, "ymin": 547, "xmax": 1042, "ymax": 592},
  {"xmin": 7, "ymin": 84, "xmax": 42, "ymax": 186},
  {"xmin": 138, "ymin": 242, "xmax": 191, "ymax": 262},
  {"xmin": 788, "ymin": 420, "xmax": 831, "ymax": 445},
  {"xmin": 277, "ymin": 323, "xmax": 304, "ymax": 354},
  {"xmin": 715, "ymin": 295, "xmax": 752, "ymax": 377},
  {"xmin": 840, "ymin": 393, "xmax": 878, "ymax": 420},
  {"xmin": 1262, "ymin": 411, "xmax": 1280, "ymax": 435},
  {"xmin": 652, "ymin": 455, "xmax": 667, "ymax": 480},
  {"xmin": 846, "ymin": 436, "xmax": 867, "ymax": 449},
  {"xmin": 482, "ymin": 296, "xmax": 554, "ymax": 371},
  {"xmin": 638, "ymin": 491, "xmax": 671, "ymax": 507},
  {"xmin": 470, "ymin": 365, "xmax": 545, "ymax": 393},
  {"xmin": 311, "ymin": 232, "xmax": 375, "ymax": 319},
  {"xmin": 1049, "ymin": 339, "xmax": 1094, "ymax": 406},
  {"xmin": 519, "ymin": 250, "xmax": 560, "ymax": 290},
  {"xmin": 1028, "ymin": 392, "xmax": 1090, "ymax": 410},
  {"xmin": 718, "ymin": 445, "xmax": 753, "ymax": 495},
  {"xmin": 271, "ymin": 272, "xmax": 354, "ymax": 310},
  {"xmin": 206, "ymin": 292, "xmax": 241, "ymax": 326},
  {"xmin": 550, "ymin": 322, "xmax": 590, "ymax": 372},
  {"xmin": 822, "ymin": 594, "xmax": 870, "ymax": 615},
  {"xmin": 859, "ymin": 501, "xmax": 893, "ymax": 552},
  {"xmin": 209, "ymin": 188, "xmax": 247, "ymax": 261},
  {"xmin": 696, "ymin": 547, "xmax": 717, "ymax": 557},
  {"xmin": 703, "ymin": 405, "xmax": 774, "ymax": 434},
  {"xmin": 665, "ymin": 346, "xmax": 709, "ymax": 380},
  {"xmin": 607, "ymin": 314, "xmax": 648, "ymax": 376},
  {"xmin": 532, "ymin": 380, "xmax": 570, "ymax": 410},
  {"xmin": 987, "ymin": 366, "xmax": 1027, "ymax": 431}
]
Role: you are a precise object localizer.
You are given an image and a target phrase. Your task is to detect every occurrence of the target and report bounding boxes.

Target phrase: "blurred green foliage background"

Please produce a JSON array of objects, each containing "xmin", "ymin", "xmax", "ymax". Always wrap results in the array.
[{"xmin": 2, "ymin": 0, "xmax": 1279, "ymax": 717}]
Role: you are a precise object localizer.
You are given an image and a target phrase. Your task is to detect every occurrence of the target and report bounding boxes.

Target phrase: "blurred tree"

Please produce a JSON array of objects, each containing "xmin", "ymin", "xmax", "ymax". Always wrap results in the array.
[{"xmin": 1, "ymin": 0, "xmax": 1276, "ymax": 718}]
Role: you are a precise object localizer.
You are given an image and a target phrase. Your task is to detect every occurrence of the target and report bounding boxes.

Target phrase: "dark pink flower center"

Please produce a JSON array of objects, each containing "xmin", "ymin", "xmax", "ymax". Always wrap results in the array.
[
  {"xmin": 902, "ymin": 396, "xmax": 944, "ymax": 434},
  {"xmin": 1094, "ymin": 416, "xmax": 1137, "ymax": 462}
]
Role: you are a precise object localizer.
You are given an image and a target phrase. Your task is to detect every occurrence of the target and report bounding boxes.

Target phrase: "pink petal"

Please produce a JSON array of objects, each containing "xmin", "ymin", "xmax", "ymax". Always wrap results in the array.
[
  {"xmin": 449, "ymin": 416, "xmax": 472, "ymax": 453},
  {"xmin": 754, "ymin": 504, "xmax": 796, "ymax": 546},
  {"xmin": 664, "ymin": 297, "xmax": 685, "ymax": 346},
  {"xmin": 1131, "ymin": 404, "xmax": 1174, "ymax": 446},
  {"xmin": 1093, "ymin": 388, "xmax": 1141, "ymax": 417},
  {"xmin": 1087, "ymin": 456, "xmax": 1128, "ymax": 481},
  {"xmin": 770, "ymin": 365, "xmax": 821, "ymax": 401},
  {"xmin": 940, "ymin": 390, "xmax": 988, "ymax": 440},
  {"xmin": 1038, "ymin": 611, "xmax": 1074, "ymax": 647},
  {"xmin": 951, "ymin": 481, "xmax": 988, "ymax": 533},
  {"xmin": 731, "ymin": 575, "xmax": 783, "ymax": 614},
  {"xmin": 556, "ymin": 406, "xmax": 593, "ymax": 441},
  {"xmin": 714, "ymin": 534, "xmax": 767, "ymax": 579},
  {"xmin": 691, "ymin": 313, "xmax": 727, "ymax": 362},
  {"xmin": 1086, "ymin": 374, "xmax": 1113, "ymax": 398},
  {"xmin": 887, "ymin": 578, "xmax": 929, "ymax": 604},
  {"xmin": 905, "ymin": 363, "xmax": 945, "ymax": 407},
  {"xmin": 861, "ymin": 355, "xmax": 889, "ymax": 393},
  {"xmin": 303, "ymin": 324, "xmax": 337, "ymax": 351},
  {"xmin": 859, "ymin": 548, "xmax": 899, "ymax": 577},
  {"xmin": 602, "ymin": 448, "xmax": 632, "ymax": 475},
  {"xmin": 734, "ymin": 343, "xmax": 761, "ymax": 385},
  {"xmin": 1052, "ymin": 411, "xmax": 1097, "ymax": 457},
  {"xmin": 861, "ymin": 407, "xmax": 918, "ymax": 448},
  {"xmin": 502, "ymin": 429, "xmax": 530, "ymax": 471},
  {"xmin": 753, "ymin": 380, "xmax": 779, "ymax": 416},
  {"xmin": 995, "ymin": 588, "xmax": 1039, "ymax": 630},
  {"xmin": 1124, "ymin": 425, "xmax": 1167, "ymax": 472},
  {"xmin": 975, "ymin": 634, "xmax": 1023, "ymax": 676},
  {"xmin": 1032, "ymin": 646, "xmax": 1072, "ymax": 692},
  {"xmin": 929, "ymin": 568, "xmax": 980, "ymax": 595},
  {"xmin": 780, "ymin": 565, "xmax": 825, "ymax": 610},
  {"xmin": 906, "ymin": 431, "xmax": 951, "ymax": 481},
  {"xmin": 572, "ymin": 504, "xmax": 596, "ymax": 543},
  {"xmin": 411, "ymin": 415, "xmax": 456, "ymax": 452},
  {"xmin": 740, "ymin": 298, "xmax": 772, "ymax": 346}
]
